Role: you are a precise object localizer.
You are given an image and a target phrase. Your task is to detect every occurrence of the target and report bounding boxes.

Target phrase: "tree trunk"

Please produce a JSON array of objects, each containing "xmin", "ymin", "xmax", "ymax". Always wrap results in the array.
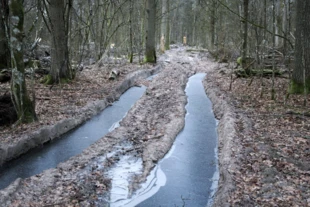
[
  {"xmin": 242, "ymin": 0, "xmax": 249, "ymax": 71},
  {"xmin": 145, "ymin": 0, "xmax": 156, "ymax": 63},
  {"xmin": 48, "ymin": 0, "xmax": 72, "ymax": 84},
  {"xmin": 160, "ymin": 0, "xmax": 167, "ymax": 53},
  {"xmin": 290, "ymin": 0, "xmax": 310, "ymax": 94},
  {"xmin": 9, "ymin": 0, "xmax": 37, "ymax": 123},
  {"xmin": 129, "ymin": 0, "xmax": 133, "ymax": 63},
  {"xmin": 283, "ymin": 0, "xmax": 288, "ymax": 57},
  {"xmin": 0, "ymin": 0, "xmax": 10, "ymax": 69},
  {"xmin": 210, "ymin": 0, "xmax": 216, "ymax": 49},
  {"xmin": 271, "ymin": 0, "xmax": 276, "ymax": 100},
  {"xmin": 164, "ymin": 0, "xmax": 170, "ymax": 50}
]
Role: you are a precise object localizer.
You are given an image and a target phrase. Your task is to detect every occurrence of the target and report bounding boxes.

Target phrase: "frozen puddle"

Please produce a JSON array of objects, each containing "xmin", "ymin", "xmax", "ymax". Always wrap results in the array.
[
  {"xmin": 109, "ymin": 164, "xmax": 166, "ymax": 207},
  {"xmin": 106, "ymin": 145, "xmax": 176, "ymax": 206},
  {"xmin": 108, "ymin": 155, "xmax": 143, "ymax": 204},
  {"xmin": 0, "ymin": 86, "xmax": 147, "ymax": 190},
  {"xmin": 119, "ymin": 73, "xmax": 219, "ymax": 206},
  {"xmin": 207, "ymin": 147, "xmax": 220, "ymax": 207}
]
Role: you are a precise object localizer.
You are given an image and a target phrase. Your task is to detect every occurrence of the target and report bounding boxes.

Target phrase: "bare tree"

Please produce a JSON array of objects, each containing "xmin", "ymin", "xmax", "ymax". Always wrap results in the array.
[
  {"xmin": 9, "ymin": 0, "xmax": 37, "ymax": 123},
  {"xmin": 46, "ymin": 0, "xmax": 73, "ymax": 84},
  {"xmin": 129, "ymin": 0, "xmax": 134, "ymax": 63},
  {"xmin": 290, "ymin": 0, "xmax": 310, "ymax": 94},
  {"xmin": 0, "ymin": 0, "xmax": 10, "ymax": 69},
  {"xmin": 145, "ymin": 0, "xmax": 156, "ymax": 63},
  {"xmin": 160, "ymin": 0, "xmax": 170, "ymax": 52},
  {"xmin": 241, "ymin": 0, "xmax": 249, "ymax": 71},
  {"xmin": 164, "ymin": 0, "xmax": 170, "ymax": 50}
]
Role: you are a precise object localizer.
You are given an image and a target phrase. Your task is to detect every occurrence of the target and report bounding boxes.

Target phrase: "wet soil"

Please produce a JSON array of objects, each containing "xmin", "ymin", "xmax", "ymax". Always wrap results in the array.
[
  {"xmin": 0, "ymin": 47, "xmax": 234, "ymax": 206},
  {"xmin": 136, "ymin": 73, "xmax": 218, "ymax": 207},
  {"xmin": 206, "ymin": 63, "xmax": 310, "ymax": 206},
  {"xmin": 0, "ymin": 63, "xmax": 154, "ymax": 146},
  {"xmin": 0, "ymin": 46, "xmax": 306, "ymax": 207},
  {"xmin": 0, "ymin": 65, "xmax": 158, "ymax": 165}
]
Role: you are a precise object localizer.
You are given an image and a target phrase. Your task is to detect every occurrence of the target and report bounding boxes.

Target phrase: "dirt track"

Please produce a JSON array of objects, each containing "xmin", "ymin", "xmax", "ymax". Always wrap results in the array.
[{"xmin": 0, "ymin": 47, "xmax": 236, "ymax": 206}]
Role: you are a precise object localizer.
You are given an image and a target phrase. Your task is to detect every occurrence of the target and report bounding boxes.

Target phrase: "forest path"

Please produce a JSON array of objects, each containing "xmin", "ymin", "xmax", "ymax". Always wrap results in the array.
[
  {"xmin": 0, "ymin": 47, "xmax": 228, "ymax": 206},
  {"xmin": 107, "ymin": 47, "xmax": 221, "ymax": 206}
]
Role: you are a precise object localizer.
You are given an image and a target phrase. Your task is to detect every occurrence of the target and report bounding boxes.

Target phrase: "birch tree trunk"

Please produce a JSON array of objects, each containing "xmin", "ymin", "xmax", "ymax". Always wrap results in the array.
[
  {"xmin": 145, "ymin": 0, "xmax": 156, "ymax": 63},
  {"xmin": 9, "ymin": 0, "xmax": 37, "ymax": 123}
]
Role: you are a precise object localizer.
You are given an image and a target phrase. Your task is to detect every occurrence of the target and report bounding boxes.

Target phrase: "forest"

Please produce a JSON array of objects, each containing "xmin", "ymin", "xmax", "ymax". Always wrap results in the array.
[
  {"xmin": 0, "ymin": 0, "xmax": 307, "ymax": 123},
  {"xmin": 0, "ymin": 0, "xmax": 309, "ymax": 206}
]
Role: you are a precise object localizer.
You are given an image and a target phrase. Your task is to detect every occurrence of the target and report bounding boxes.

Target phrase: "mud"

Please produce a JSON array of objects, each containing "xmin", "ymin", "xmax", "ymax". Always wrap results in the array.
[
  {"xmin": 0, "ymin": 48, "xmax": 238, "ymax": 207},
  {"xmin": 204, "ymin": 77, "xmax": 239, "ymax": 207},
  {"xmin": 0, "ymin": 67, "xmax": 160, "ymax": 165}
]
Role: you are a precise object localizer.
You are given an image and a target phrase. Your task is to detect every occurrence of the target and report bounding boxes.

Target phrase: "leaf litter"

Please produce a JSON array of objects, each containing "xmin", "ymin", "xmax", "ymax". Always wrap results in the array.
[
  {"xmin": 0, "ymin": 48, "xmax": 309, "ymax": 206},
  {"xmin": 205, "ymin": 62, "xmax": 310, "ymax": 206}
]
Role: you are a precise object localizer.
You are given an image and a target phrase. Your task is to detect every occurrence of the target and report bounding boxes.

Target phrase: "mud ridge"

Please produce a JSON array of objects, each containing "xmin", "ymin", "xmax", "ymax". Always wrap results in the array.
[
  {"xmin": 204, "ymin": 77, "xmax": 240, "ymax": 207},
  {"xmin": 0, "ymin": 62, "xmax": 194, "ymax": 206},
  {"xmin": 0, "ymin": 66, "xmax": 160, "ymax": 165},
  {"xmin": 120, "ymin": 64, "xmax": 193, "ymax": 193},
  {"xmin": 0, "ymin": 48, "xmax": 218, "ymax": 206}
]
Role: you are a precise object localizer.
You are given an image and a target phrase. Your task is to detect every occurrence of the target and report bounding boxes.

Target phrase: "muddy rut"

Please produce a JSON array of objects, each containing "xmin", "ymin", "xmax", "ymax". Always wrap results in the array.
[{"xmin": 0, "ymin": 48, "xmax": 234, "ymax": 206}]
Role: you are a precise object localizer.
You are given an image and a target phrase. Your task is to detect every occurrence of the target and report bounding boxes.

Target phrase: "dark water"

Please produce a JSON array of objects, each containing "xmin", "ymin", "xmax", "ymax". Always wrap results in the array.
[
  {"xmin": 124, "ymin": 73, "xmax": 219, "ymax": 207},
  {"xmin": 0, "ymin": 86, "xmax": 146, "ymax": 190}
]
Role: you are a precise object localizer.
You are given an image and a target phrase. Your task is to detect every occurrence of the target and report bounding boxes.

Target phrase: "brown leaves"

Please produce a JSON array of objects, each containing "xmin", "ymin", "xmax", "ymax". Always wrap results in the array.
[
  {"xmin": 0, "ymin": 63, "xmax": 143, "ymax": 145},
  {"xmin": 206, "ymin": 65, "xmax": 310, "ymax": 206}
]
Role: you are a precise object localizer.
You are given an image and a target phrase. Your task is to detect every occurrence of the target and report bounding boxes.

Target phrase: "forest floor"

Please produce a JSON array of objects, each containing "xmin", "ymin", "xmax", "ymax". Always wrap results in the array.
[
  {"xmin": 0, "ymin": 62, "xmax": 153, "ymax": 145},
  {"xmin": 0, "ymin": 47, "xmax": 309, "ymax": 206},
  {"xmin": 207, "ymin": 61, "xmax": 310, "ymax": 206}
]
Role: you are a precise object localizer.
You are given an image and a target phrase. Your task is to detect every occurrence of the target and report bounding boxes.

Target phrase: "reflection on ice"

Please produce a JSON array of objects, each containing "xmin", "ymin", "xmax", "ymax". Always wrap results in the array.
[
  {"xmin": 207, "ymin": 147, "xmax": 220, "ymax": 207},
  {"xmin": 105, "ymin": 73, "xmax": 219, "ymax": 207},
  {"xmin": 109, "ymin": 163, "xmax": 166, "ymax": 207},
  {"xmin": 107, "ymin": 155, "xmax": 143, "ymax": 204},
  {"xmin": 108, "ymin": 121, "xmax": 120, "ymax": 132}
]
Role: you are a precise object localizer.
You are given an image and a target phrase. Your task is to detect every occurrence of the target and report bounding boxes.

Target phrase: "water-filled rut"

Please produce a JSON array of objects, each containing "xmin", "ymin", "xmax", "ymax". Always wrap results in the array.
[
  {"xmin": 0, "ymin": 49, "xmax": 220, "ymax": 206},
  {"xmin": 0, "ymin": 86, "xmax": 146, "ymax": 190},
  {"xmin": 108, "ymin": 73, "xmax": 219, "ymax": 206}
]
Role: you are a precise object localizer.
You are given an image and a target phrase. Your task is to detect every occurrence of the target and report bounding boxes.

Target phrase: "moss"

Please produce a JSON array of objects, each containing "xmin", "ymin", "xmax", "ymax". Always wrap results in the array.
[
  {"xmin": 144, "ymin": 50, "xmax": 156, "ymax": 63},
  {"xmin": 144, "ymin": 56, "xmax": 156, "ymax": 64},
  {"xmin": 289, "ymin": 79, "xmax": 310, "ymax": 94},
  {"xmin": 60, "ymin": 78, "xmax": 70, "ymax": 84},
  {"xmin": 237, "ymin": 57, "xmax": 242, "ymax": 65},
  {"xmin": 22, "ymin": 104, "xmax": 37, "ymax": 123},
  {"xmin": 41, "ymin": 74, "xmax": 53, "ymax": 85},
  {"xmin": 41, "ymin": 75, "xmax": 71, "ymax": 85},
  {"xmin": 144, "ymin": 56, "xmax": 156, "ymax": 63},
  {"xmin": 129, "ymin": 54, "xmax": 133, "ymax": 63},
  {"xmin": 24, "ymin": 59, "xmax": 41, "ymax": 69}
]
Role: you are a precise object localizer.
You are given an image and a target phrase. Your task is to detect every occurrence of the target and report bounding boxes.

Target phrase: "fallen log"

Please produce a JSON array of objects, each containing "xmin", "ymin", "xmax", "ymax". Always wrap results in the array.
[
  {"xmin": 109, "ymin": 69, "xmax": 120, "ymax": 80},
  {"xmin": 234, "ymin": 69, "xmax": 282, "ymax": 78}
]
